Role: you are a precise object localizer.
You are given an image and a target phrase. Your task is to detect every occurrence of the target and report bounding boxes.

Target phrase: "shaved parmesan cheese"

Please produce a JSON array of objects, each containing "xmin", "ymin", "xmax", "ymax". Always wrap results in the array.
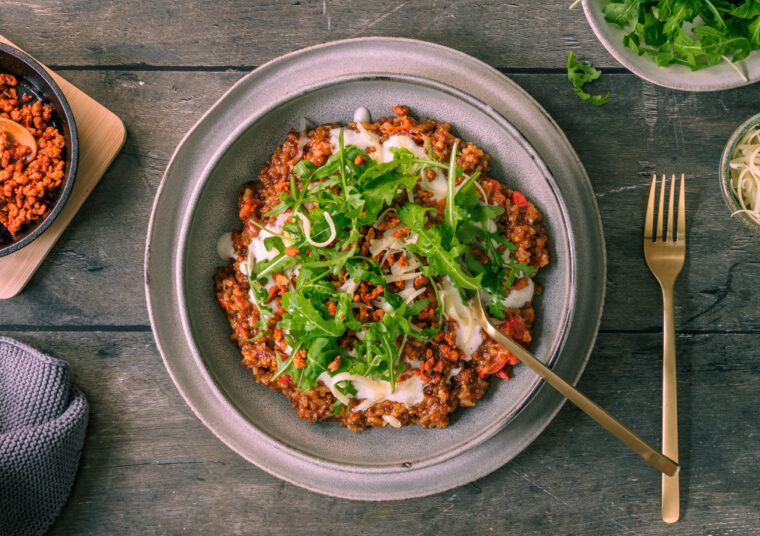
[
  {"xmin": 729, "ymin": 125, "xmax": 760, "ymax": 225},
  {"xmin": 384, "ymin": 271, "xmax": 423, "ymax": 284},
  {"xmin": 369, "ymin": 227, "xmax": 405, "ymax": 257},
  {"xmin": 382, "ymin": 414, "xmax": 402, "ymax": 428},
  {"xmin": 297, "ymin": 210, "xmax": 336, "ymax": 247},
  {"xmin": 372, "ymin": 299, "xmax": 393, "ymax": 313},
  {"xmin": 318, "ymin": 372, "xmax": 424, "ymax": 411},
  {"xmin": 338, "ymin": 277, "xmax": 359, "ymax": 296},
  {"xmin": 399, "ymin": 285, "xmax": 426, "ymax": 304},
  {"xmin": 390, "ymin": 253, "xmax": 420, "ymax": 274}
]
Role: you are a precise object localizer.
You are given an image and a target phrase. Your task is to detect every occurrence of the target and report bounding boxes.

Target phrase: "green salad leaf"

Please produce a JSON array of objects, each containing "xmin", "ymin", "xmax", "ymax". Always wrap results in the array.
[
  {"xmin": 567, "ymin": 51, "xmax": 611, "ymax": 106},
  {"xmin": 245, "ymin": 127, "xmax": 540, "ymax": 396},
  {"xmin": 601, "ymin": 0, "xmax": 757, "ymax": 81}
]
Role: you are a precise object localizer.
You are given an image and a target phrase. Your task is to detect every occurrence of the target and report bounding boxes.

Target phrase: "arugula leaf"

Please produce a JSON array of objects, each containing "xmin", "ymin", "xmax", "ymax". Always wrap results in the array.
[
  {"xmin": 280, "ymin": 289, "xmax": 346, "ymax": 340},
  {"xmin": 601, "ymin": 0, "xmax": 757, "ymax": 81},
  {"xmin": 242, "ymin": 120, "xmax": 546, "ymax": 399},
  {"xmin": 405, "ymin": 298, "xmax": 429, "ymax": 317},
  {"xmin": 602, "ymin": 0, "xmax": 641, "ymax": 29},
  {"xmin": 445, "ymin": 141, "xmax": 461, "ymax": 234},
  {"xmin": 359, "ymin": 169, "xmax": 418, "ymax": 221},
  {"xmin": 299, "ymin": 337, "xmax": 341, "ymax": 391},
  {"xmin": 567, "ymin": 51, "xmax": 610, "ymax": 106},
  {"xmin": 397, "ymin": 203, "xmax": 482, "ymax": 290}
]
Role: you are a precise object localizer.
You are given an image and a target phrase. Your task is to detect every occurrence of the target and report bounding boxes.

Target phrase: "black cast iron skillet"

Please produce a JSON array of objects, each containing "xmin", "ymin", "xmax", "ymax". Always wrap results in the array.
[{"xmin": 0, "ymin": 42, "xmax": 78, "ymax": 257}]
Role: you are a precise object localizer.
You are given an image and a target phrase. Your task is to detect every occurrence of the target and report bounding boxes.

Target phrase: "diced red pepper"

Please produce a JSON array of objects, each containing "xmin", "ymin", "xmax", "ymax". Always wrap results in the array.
[
  {"xmin": 239, "ymin": 188, "xmax": 255, "ymax": 219},
  {"xmin": 512, "ymin": 191, "xmax": 530, "ymax": 208},
  {"xmin": 495, "ymin": 369, "xmax": 510, "ymax": 380},
  {"xmin": 278, "ymin": 375, "xmax": 293, "ymax": 386},
  {"xmin": 481, "ymin": 356, "xmax": 509, "ymax": 376},
  {"xmin": 501, "ymin": 314, "xmax": 526, "ymax": 344}
]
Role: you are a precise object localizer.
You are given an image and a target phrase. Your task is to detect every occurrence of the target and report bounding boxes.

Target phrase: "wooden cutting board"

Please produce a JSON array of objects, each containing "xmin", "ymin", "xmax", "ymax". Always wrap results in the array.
[{"xmin": 0, "ymin": 35, "xmax": 126, "ymax": 298}]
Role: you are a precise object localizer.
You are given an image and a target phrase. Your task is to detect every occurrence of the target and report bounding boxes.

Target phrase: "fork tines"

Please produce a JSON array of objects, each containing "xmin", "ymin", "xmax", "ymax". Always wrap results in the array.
[{"xmin": 645, "ymin": 174, "xmax": 686, "ymax": 243}]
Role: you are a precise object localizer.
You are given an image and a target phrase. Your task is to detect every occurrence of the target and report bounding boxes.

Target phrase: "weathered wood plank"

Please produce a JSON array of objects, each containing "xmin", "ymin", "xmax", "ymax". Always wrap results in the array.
[
  {"xmin": 2, "ymin": 1, "xmax": 610, "ymax": 69},
  {"xmin": 519, "ymin": 73, "xmax": 760, "ymax": 334},
  {"xmin": 0, "ymin": 71, "xmax": 242, "ymax": 326},
  {"xmin": 1, "ymin": 71, "xmax": 757, "ymax": 333},
  {"xmin": 1, "ymin": 331, "xmax": 751, "ymax": 535}
]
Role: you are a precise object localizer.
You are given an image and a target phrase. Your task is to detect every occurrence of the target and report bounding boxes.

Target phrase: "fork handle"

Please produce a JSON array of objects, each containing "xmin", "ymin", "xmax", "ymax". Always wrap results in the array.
[
  {"xmin": 661, "ymin": 285, "xmax": 680, "ymax": 522},
  {"xmin": 478, "ymin": 318, "xmax": 678, "ymax": 477}
]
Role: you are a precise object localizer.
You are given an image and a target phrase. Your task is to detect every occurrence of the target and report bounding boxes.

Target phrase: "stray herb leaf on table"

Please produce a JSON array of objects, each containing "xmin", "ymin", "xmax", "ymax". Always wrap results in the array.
[{"xmin": 567, "ymin": 51, "xmax": 611, "ymax": 105}]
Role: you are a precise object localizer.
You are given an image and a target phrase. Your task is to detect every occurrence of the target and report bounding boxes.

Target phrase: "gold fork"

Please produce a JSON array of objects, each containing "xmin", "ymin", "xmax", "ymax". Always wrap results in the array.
[
  {"xmin": 644, "ymin": 173, "xmax": 686, "ymax": 523},
  {"xmin": 469, "ymin": 291, "xmax": 678, "ymax": 476}
]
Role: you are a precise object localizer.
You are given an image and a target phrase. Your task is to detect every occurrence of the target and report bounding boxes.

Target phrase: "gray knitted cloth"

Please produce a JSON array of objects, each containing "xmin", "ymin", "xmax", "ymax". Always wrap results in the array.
[{"xmin": 0, "ymin": 337, "xmax": 88, "ymax": 536}]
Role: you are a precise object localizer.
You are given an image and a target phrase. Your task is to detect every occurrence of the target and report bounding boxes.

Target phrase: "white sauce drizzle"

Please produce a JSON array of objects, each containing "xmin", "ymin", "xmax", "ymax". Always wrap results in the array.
[
  {"xmin": 298, "ymin": 117, "xmax": 308, "ymax": 151},
  {"xmin": 216, "ymin": 232, "xmax": 236, "ymax": 260},
  {"xmin": 246, "ymin": 213, "xmax": 291, "ymax": 269},
  {"xmin": 328, "ymin": 107, "xmax": 450, "ymax": 201},
  {"xmin": 438, "ymin": 277, "xmax": 484, "ymax": 359},
  {"xmin": 318, "ymin": 371, "xmax": 424, "ymax": 411},
  {"xmin": 353, "ymin": 106, "xmax": 371, "ymax": 124},
  {"xmin": 499, "ymin": 277, "xmax": 535, "ymax": 309}
]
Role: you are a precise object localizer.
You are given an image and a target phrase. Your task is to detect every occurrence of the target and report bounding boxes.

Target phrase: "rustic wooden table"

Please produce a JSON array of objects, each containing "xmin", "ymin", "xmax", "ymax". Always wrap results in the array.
[{"xmin": 4, "ymin": 1, "xmax": 759, "ymax": 534}]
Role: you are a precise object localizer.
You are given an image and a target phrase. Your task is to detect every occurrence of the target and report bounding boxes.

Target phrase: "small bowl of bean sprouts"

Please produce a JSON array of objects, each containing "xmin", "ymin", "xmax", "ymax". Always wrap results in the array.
[{"xmin": 721, "ymin": 113, "xmax": 760, "ymax": 235}]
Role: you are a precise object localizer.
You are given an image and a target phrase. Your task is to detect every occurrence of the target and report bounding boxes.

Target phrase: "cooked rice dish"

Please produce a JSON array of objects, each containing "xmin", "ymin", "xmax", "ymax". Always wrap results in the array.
[{"xmin": 214, "ymin": 105, "xmax": 549, "ymax": 431}]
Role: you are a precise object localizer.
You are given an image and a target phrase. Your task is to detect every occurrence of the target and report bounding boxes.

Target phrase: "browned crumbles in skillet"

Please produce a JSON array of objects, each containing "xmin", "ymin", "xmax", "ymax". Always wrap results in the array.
[
  {"xmin": 0, "ymin": 73, "xmax": 65, "ymax": 236},
  {"xmin": 214, "ymin": 105, "xmax": 549, "ymax": 431}
]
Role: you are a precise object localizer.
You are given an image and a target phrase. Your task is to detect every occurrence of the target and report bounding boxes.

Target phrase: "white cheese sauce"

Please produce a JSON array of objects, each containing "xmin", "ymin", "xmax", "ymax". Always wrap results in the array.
[
  {"xmin": 438, "ymin": 276, "xmax": 483, "ymax": 360},
  {"xmin": 328, "ymin": 107, "xmax": 449, "ymax": 200},
  {"xmin": 216, "ymin": 232, "xmax": 236, "ymax": 260},
  {"xmin": 274, "ymin": 108, "xmax": 536, "ymax": 410},
  {"xmin": 353, "ymin": 106, "xmax": 371, "ymax": 124},
  {"xmin": 499, "ymin": 277, "xmax": 535, "ymax": 309},
  {"xmin": 318, "ymin": 371, "xmax": 424, "ymax": 411},
  {"xmin": 245, "ymin": 213, "xmax": 292, "ymax": 270}
]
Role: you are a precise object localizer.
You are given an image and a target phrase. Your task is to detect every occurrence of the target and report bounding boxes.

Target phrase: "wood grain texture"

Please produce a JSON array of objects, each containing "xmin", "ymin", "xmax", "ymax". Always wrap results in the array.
[
  {"xmin": 0, "ymin": 1, "xmax": 758, "ymax": 533},
  {"xmin": 0, "ymin": 36, "xmax": 126, "ymax": 298},
  {"xmin": 0, "ymin": 71, "xmax": 757, "ymax": 332},
  {"xmin": 0, "ymin": 1, "xmax": 611, "ymax": 70},
  {"xmin": 1, "ymin": 331, "xmax": 752, "ymax": 536}
]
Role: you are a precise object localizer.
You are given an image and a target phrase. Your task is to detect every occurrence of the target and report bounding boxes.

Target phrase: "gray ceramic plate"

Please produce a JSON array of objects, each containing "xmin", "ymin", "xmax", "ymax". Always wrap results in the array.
[
  {"xmin": 583, "ymin": 0, "xmax": 760, "ymax": 91},
  {"xmin": 146, "ymin": 37, "xmax": 606, "ymax": 500}
]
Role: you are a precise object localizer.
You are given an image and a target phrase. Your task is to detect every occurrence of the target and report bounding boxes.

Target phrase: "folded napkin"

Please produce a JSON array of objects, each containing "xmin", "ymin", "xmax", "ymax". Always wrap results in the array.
[{"xmin": 0, "ymin": 337, "xmax": 88, "ymax": 536}]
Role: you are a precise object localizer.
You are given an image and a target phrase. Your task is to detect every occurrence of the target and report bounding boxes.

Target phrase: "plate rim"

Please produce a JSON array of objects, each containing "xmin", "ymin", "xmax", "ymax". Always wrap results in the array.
[
  {"xmin": 583, "ymin": 0, "xmax": 760, "ymax": 92},
  {"xmin": 174, "ymin": 72, "xmax": 576, "ymax": 471},
  {"xmin": 145, "ymin": 36, "xmax": 607, "ymax": 500}
]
